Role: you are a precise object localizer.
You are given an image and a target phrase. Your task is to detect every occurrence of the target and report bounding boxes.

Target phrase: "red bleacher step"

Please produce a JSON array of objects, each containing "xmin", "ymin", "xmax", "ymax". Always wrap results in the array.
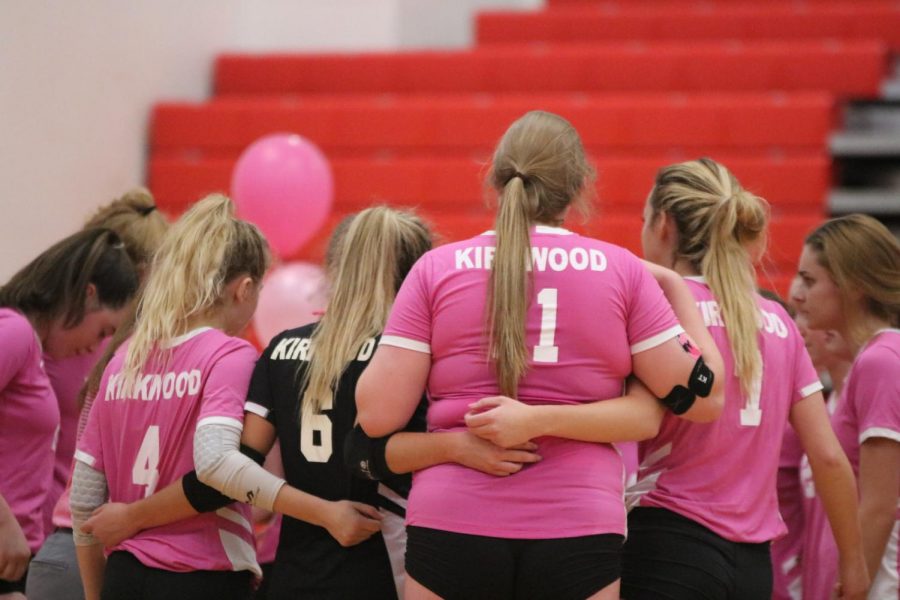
[
  {"xmin": 149, "ymin": 155, "xmax": 829, "ymax": 218},
  {"xmin": 479, "ymin": 4, "xmax": 900, "ymax": 48},
  {"xmin": 151, "ymin": 93, "xmax": 835, "ymax": 158},
  {"xmin": 545, "ymin": 0, "xmax": 898, "ymax": 8},
  {"xmin": 214, "ymin": 41, "xmax": 886, "ymax": 97}
]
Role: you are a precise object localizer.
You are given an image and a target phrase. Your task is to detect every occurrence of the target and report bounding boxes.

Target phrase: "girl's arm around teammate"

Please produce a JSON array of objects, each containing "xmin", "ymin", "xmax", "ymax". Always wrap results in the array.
[
  {"xmin": 346, "ymin": 395, "xmax": 542, "ymax": 479},
  {"xmin": 790, "ymin": 392, "xmax": 869, "ymax": 599},
  {"xmin": 641, "ymin": 261, "xmax": 725, "ymax": 423},
  {"xmin": 465, "ymin": 378, "xmax": 663, "ymax": 449},
  {"xmin": 83, "ymin": 411, "xmax": 383, "ymax": 549},
  {"xmin": 357, "ymin": 346, "xmax": 430, "ymax": 438}
]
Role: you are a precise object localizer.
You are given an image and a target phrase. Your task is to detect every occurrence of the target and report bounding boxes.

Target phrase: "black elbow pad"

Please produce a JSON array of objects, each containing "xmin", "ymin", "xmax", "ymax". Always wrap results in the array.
[
  {"xmin": 661, "ymin": 356, "xmax": 714, "ymax": 415},
  {"xmin": 182, "ymin": 444, "xmax": 267, "ymax": 512},
  {"xmin": 343, "ymin": 426, "xmax": 392, "ymax": 481}
]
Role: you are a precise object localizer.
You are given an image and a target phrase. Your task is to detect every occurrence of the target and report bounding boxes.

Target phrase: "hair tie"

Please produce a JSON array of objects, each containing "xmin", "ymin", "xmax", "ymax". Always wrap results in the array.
[
  {"xmin": 138, "ymin": 205, "xmax": 157, "ymax": 216},
  {"xmin": 510, "ymin": 171, "xmax": 530, "ymax": 185}
]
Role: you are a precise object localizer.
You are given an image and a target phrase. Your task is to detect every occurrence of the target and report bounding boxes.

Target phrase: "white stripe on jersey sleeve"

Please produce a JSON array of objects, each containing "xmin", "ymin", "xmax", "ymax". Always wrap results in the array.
[
  {"xmin": 380, "ymin": 335, "xmax": 431, "ymax": 354},
  {"xmin": 73, "ymin": 449, "xmax": 96, "ymax": 467},
  {"xmin": 197, "ymin": 416, "xmax": 244, "ymax": 430},
  {"xmin": 244, "ymin": 402, "xmax": 270, "ymax": 419},
  {"xmin": 630, "ymin": 325, "xmax": 685, "ymax": 355},
  {"xmin": 859, "ymin": 427, "xmax": 900, "ymax": 445},
  {"xmin": 800, "ymin": 381, "xmax": 825, "ymax": 398}
]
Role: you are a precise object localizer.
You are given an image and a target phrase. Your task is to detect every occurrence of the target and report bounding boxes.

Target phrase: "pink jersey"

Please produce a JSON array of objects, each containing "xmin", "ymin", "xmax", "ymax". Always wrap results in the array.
[
  {"xmin": 382, "ymin": 226, "xmax": 683, "ymax": 538},
  {"xmin": 0, "ymin": 308, "xmax": 59, "ymax": 552},
  {"xmin": 629, "ymin": 278, "xmax": 822, "ymax": 543},
  {"xmin": 802, "ymin": 329, "xmax": 900, "ymax": 599},
  {"xmin": 41, "ymin": 346, "xmax": 104, "ymax": 534},
  {"xmin": 76, "ymin": 327, "xmax": 261, "ymax": 575},
  {"xmin": 771, "ymin": 423, "xmax": 805, "ymax": 600}
]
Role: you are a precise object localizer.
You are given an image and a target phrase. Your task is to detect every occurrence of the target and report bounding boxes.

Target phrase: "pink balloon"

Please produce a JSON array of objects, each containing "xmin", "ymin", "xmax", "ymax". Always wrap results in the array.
[
  {"xmin": 231, "ymin": 133, "xmax": 334, "ymax": 258},
  {"xmin": 253, "ymin": 262, "xmax": 328, "ymax": 346}
]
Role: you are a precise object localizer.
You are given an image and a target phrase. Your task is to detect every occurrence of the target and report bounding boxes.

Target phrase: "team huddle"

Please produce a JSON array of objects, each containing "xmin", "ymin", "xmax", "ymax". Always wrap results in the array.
[{"xmin": 0, "ymin": 111, "xmax": 898, "ymax": 600}]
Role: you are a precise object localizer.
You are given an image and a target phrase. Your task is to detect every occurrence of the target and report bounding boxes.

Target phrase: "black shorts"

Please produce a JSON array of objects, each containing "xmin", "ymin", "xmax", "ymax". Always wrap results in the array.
[
  {"xmin": 405, "ymin": 525, "xmax": 623, "ymax": 600},
  {"xmin": 622, "ymin": 507, "xmax": 772, "ymax": 600},
  {"xmin": 101, "ymin": 551, "xmax": 253, "ymax": 600}
]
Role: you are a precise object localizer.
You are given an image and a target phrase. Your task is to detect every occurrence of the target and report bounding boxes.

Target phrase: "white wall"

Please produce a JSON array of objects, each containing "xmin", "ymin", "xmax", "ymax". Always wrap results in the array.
[{"xmin": 0, "ymin": 0, "xmax": 539, "ymax": 280}]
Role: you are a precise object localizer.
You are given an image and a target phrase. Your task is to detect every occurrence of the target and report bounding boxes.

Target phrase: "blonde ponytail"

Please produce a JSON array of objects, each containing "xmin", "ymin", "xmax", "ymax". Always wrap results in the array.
[
  {"xmin": 649, "ymin": 158, "xmax": 768, "ymax": 395},
  {"xmin": 486, "ymin": 111, "xmax": 594, "ymax": 396},
  {"xmin": 122, "ymin": 194, "xmax": 268, "ymax": 386},
  {"xmin": 703, "ymin": 193, "xmax": 764, "ymax": 394},
  {"xmin": 488, "ymin": 176, "xmax": 534, "ymax": 397},
  {"xmin": 300, "ymin": 207, "xmax": 431, "ymax": 419}
]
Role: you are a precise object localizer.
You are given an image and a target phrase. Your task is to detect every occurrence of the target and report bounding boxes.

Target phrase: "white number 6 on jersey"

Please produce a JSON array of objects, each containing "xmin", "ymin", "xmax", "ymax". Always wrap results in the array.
[{"xmin": 301, "ymin": 393, "xmax": 333, "ymax": 463}]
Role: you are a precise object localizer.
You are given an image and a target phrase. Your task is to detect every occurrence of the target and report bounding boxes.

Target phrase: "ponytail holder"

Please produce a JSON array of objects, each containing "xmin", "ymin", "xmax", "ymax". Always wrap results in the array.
[
  {"xmin": 138, "ymin": 205, "xmax": 157, "ymax": 216},
  {"xmin": 509, "ymin": 172, "xmax": 530, "ymax": 185}
]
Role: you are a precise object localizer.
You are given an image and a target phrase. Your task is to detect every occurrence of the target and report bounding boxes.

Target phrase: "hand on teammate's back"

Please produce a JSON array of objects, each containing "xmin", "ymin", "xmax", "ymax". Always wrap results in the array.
[
  {"xmin": 452, "ymin": 431, "xmax": 541, "ymax": 477},
  {"xmin": 323, "ymin": 500, "xmax": 382, "ymax": 547}
]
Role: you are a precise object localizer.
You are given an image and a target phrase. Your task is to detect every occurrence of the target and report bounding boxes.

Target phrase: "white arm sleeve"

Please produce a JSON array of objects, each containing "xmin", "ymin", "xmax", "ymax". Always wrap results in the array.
[
  {"xmin": 70, "ymin": 460, "xmax": 108, "ymax": 546},
  {"xmin": 194, "ymin": 422, "xmax": 286, "ymax": 511}
]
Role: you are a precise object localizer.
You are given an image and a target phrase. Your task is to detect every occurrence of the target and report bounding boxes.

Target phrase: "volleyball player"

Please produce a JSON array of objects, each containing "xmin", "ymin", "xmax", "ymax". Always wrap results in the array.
[
  {"xmin": 356, "ymin": 111, "xmax": 726, "ymax": 600},
  {"xmin": 26, "ymin": 188, "xmax": 168, "ymax": 600},
  {"xmin": 0, "ymin": 228, "xmax": 139, "ymax": 599},
  {"xmin": 71, "ymin": 195, "xmax": 268, "ymax": 600},
  {"xmin": 622, "ymin": 158, "xmax": 868, "ymax": 600},
  {"xmin": 792, "ymin": 214, "xmax": 900, "ymax": 599}
]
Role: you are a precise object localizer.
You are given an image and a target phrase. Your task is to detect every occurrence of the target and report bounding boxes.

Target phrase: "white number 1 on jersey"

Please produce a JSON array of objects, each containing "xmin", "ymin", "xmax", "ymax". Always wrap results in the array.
[
  {"xmin": 740, "ymin": 368, "xmax": 764, "ymax": 427},
  {"xmin": 132, "ymin": 425, "xmax": 160, "ymax": 497},
  {"xmin": 534, "ymin": 288, "xmax": 559, "ymax": 363}
]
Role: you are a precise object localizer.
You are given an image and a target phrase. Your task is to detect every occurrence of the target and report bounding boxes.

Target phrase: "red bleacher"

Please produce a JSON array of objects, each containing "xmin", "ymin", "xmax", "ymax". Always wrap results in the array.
[
  {"xmin": 150, "ymin": 156, "xmax": 829, "ymax": 217},
  {"xmin": 147, "ymin": 2, "xmax": 896, "ymax": 297},
  {"xmin": 151, "ymin": 93, "xmax": 834, "ymax": 157},
  {"xmin": 215, "ymin": 42, "xmax": 886, "ymax": 97},
  {"xmin": 478, "ymin": 4, "xmax": 900, "ymax": 49}
]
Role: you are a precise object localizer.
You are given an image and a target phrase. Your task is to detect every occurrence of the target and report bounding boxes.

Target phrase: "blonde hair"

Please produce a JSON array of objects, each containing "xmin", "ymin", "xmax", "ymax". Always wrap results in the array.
[
  {"xmin": 84, "ymin": 187, "xmax": 169, "ymax": 269},
  {"xmin": 301, "ymin": 206, "xmax": 432, "ymax": 418},
  {"xmin": 486, "ymin": 110, "xmax": 595, "ymax": 396},
  {"xmin": 805, "ymin": 214, "xmax": 900, "ymax": 343},
  {"xmin": 122, "ymin": 194, "xmax": 269, "ymax": 385},
  {"xmin": 648, "ymin": 158, "xmax": 768, "ymax": 395}
]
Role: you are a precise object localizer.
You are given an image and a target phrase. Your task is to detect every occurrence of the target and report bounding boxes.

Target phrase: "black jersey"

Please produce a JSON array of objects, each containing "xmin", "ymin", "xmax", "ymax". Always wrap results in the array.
[{"xmin": 247, "ymin": 322, "xmax": 400, "ymax": 599}]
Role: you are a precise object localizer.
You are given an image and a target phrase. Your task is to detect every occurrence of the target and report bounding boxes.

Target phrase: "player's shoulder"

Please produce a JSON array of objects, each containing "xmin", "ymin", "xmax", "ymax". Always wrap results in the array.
[
  {"xmin": 423, "ymin": 234, "xmax": 488, "ymax": 263},
  {"xmin": 856, "ymin": 330, "xmax": 900, "ymax": 374},
  {"xmin": 574, "ymin": 235, "xmax": 644, "ymax": 273},
  {"xmin": 261, "ymin": 322, "xmax": 318, "ymax": 360},
  {"xmin": 270, "ymin": 322, "xmax": 318, "ymax": 345},
  {"xmin": 0, "ymin": 307, "xmax": 37, "ymax": 353},
  {"xmin": 202, "ymin": 328, "xmax": 259, "ymax": 361}
]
